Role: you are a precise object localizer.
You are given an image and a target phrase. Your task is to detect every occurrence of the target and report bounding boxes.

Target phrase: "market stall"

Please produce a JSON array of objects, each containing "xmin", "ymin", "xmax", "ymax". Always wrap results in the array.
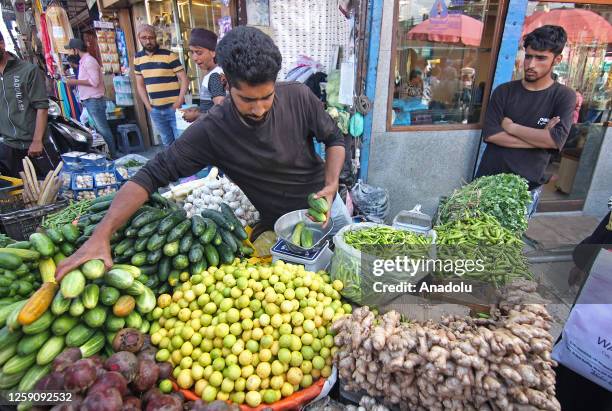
[{"xmin": 0, "ymin": 169, "xmax": 564, "ymax": 410}]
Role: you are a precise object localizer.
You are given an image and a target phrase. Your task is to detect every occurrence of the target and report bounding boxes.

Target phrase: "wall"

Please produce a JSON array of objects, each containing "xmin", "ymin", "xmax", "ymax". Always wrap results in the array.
[
  {"xmin": 583, "ymin": 127, "xmax": 612, "ymax": 217},
  {"xmin": 366, "ymin": 0, "xmax": 482, "ymax": 219}
]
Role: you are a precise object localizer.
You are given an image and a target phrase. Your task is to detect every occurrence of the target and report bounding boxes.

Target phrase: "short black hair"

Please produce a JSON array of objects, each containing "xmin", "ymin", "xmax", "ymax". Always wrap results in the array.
[
  {"xmin": 216, "ymin": 26, "xmax": 282, "ymax": 87},
  {"xmin": 524, "ymin": 25, "xmax": 567, "ymax": 55}
]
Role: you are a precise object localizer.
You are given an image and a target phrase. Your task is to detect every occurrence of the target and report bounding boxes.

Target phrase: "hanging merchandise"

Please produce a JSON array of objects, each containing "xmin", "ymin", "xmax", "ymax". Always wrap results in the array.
[
  {"xmin": 39, "ymin": 12, "xmax": 55, "ymax": 76},
  {"xmin": 45, "ymin": 4, "xmax": 73, "ymax": 55},
  {"xmin": 113, "ymin": 76, "xmax": 134, "ymax": 106},
  {"xmin": 94, "ymin": 21, "xmax": 120, "ymax": 74},
  {"xmin": 115, "ymin": 28, "xmax": 130, "ymax": 73}
]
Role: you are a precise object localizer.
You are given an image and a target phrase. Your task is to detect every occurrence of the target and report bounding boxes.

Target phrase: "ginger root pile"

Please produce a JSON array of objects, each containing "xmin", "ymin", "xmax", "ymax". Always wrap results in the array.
[{"xmin": 332, "ymin": 280, "xmax": 560, "ymax": 411}]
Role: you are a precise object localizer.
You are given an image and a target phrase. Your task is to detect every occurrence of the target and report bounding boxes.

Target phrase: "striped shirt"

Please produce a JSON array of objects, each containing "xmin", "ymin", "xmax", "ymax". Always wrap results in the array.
[{"xmin": 134, "ymin": 48, "xmax": 183, "ymax": 108}]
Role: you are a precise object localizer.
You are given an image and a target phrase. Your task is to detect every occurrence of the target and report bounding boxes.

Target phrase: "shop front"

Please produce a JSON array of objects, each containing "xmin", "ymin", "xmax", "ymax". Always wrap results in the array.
[{"xmin": 362, "ymin": 0, "xmax": 611, "ymax": 219}]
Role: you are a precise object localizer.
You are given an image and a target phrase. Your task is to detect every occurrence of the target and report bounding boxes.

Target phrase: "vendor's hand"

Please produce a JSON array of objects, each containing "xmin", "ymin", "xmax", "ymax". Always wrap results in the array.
[
  {"xmin": 172, "ymin": 101, "xmax": 183, "ymax": 111},
  {"xmin": 501, "ymin": 117, "xmax": 514, "ymax": 133},
  {"xmin": 55, "ymin": 233, "xmax": 113, "ymax": 282},
  {"xmin": 311, "ymin": 184, "xmax": 338, "ymax": 227},
  {"xmin": 28, "ymin": 140, "xmax": 43, "ymax": 157},
  {"xmin": 182, "ymin": 108, "xmax": 201, "ymax": 123},
  {"xmin": 545, "ymin": 116, "xmax": 560, "ymax": 130},
  {"xmin": 144, "ymin": 103, "xmax": 153, "ymax": 112}
]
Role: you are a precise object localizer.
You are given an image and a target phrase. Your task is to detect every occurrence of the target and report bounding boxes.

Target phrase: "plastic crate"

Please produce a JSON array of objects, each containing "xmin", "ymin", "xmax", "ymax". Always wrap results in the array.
[
  {"xmin": 0, "ymin": 199, "xmax": 69, "ymax": 240},
  {"xmin": 0, "ymin": 177, "xmax": 25, "ymax": 214}
]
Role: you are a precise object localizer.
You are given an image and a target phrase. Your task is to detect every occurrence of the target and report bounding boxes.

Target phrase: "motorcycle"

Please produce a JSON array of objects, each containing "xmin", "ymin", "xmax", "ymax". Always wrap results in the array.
[{"xmin": 46, "ymin": 98, "xmax": 103, "ymax": 155}]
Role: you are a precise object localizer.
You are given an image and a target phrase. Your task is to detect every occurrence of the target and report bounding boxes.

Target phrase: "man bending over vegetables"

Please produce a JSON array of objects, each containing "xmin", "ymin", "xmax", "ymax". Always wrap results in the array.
[
  {"xmin": 475, "ymin": 25, "xmax": 576, "ymax": 217},
  {"xmin": 55, "ymin": 26, "xmax": 350, "ymax": 280}
]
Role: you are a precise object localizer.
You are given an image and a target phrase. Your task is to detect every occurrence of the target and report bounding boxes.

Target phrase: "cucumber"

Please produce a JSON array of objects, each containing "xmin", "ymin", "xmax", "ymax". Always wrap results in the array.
[
  {"xmin": 201, "ymin": 209, "xmax": 234, "ymax": 231},
  {"xmin": 216, "ymin": 243, "xmax": 234, "ymax": 265},
  {"xmin": 7, "ymin": 241, "xmax": 31, "ymax": 250},
  {"xmin": 80, "ymin": 331, "xmax": 105, "ymax": 358},
  {"xmin": 219, "ymin": 229, "xmax": 238, "ymax": 253},
  {"xmin": 172, "ymin": 255, "xmax": 189, "ymax": 270},
  {"xmin": 0, "ymin": 300, "xmax": 27, "ymax": 328},
  {"xmin": 0, "ymin": 369, "xmax": 26, "ymax": 389},
  {"xmin": 131, "ymin": 209, "xmax": 167, "ymax": 229},
  {"xmin": 238, "ymin": 245, "xmax": 254, "ymax": 256},
  {"xmin": 191, "ymin": 260, "xmax": 208, "ymax": 275},
  {"xmin": 104, "ymin": 269, "xmax": 134, "ymax": 289},
  {"xmin": 45, "ymin": 228, "xmax": 64, "ymax": 244},
  {"xmin": 124, "ymin": 226, "xmax": 139, "ymax": 238},
  {"xmin": 204, "ymin": 244, "xmax": 220, "ymax": 267},
  {"xmin": 308, "ymin": 208, "xmax": 327, "ymax": 223},
  {"xmin": 75, "ymin": 235, "xmax": 90, "ymax": 247},
  {"xmin": 137, "ymin": 220, "xmax": 162, "ymax": 238},
  {"xmin": 22, "ymin": 310, "xmax": 54, "ymax": 334},
  {"xmin": 82, "ymin": 259, "xmax": 105, "ymax": 280},
  {"xmin": 130, "ymin": 252, "xmax": 147, "ymax": 266},
  {"xmin": 82, "ymin": 284, "xmax": 100, "ymax": 309},
  {"xmin": 69, "ymin": 298, "xmax": 85, "ymax": 317},
  {"xmin": 179, "ymin": 233, "xmax": 193, "ymax": 254},
  {"xmin": 100, "ymin": 286, "xmax": 120, "ymax": 306},
  {"xmin": 168, "ymin": 270, "xmax": 180, "ymax": 287},
  {"xmin": 146, "ymin": 249, "xmax": 163, "ymax": 265},
  {"xmin": 291, "ymin": 222, "xmax": 304, "ymax": 246},
  {"xmin": 66, "ymin": 324, "xmax": 95, "ymax": 347},
  {"xmin": 307, "ymin": 193, "xmax": 329, "ymax": 214},
  {"xmin": 213, "ymin": 233, "xmax": 223, "ymax": 246},
  {"xmin": 36, "ymin": 335, "xmax": 65, "ymax": 365},
  {"xmin": 157, "ymin": 210, "xmax": 187, "ymax": 235},
  {"xmin": 191, "ymin": 215, "xmax": 207, "ymax": 237},
  {"xmin": 220, "ymin": 203, "xmax": 247, "ymax": 240},
  {"xmin": 0, "ymin": 252, "xmax": 22, "ymax": 270},
  {"xmin": 188, "ymin": 244, "xmax": 204, "ymax": 263},
  {"xmin": 139, "ymin": 265, "xmax": 157, "ymax": 276},
  {"xmin": 135, "ymin": 288, "xmax": 156, "ymax": 314},
  {"xmin": 60, "ymin": 269, "xmax": 86, "ymax": 298},
  {"xmin": 61, "ymin": 224, "xmax": 80, "ymax": 244},
  {"xmin": 89, "ymin": 199, "xmax": 113, "ymax": 213},
  {"xmin": 163, "ymin": 241, "xmax": 180, "ymax": 257},
  {"xmin": 104, "ymin": 314, "xmax": 125, "ymax": 332},
  {"xmin": 18, "ymin": 330, "xmax": 51, "ymax": 355},
  {"xmin": 126, "ymin": 280, "xmax": 147, "ymax": 296},
  {"xmin": 51, "ymin": 292, "xmax": 71, "ymax": 316},
  {"xmin": 0, "ymin": 326, "xmax": 21, "ymax": 350},
  {"xmin": 158, "ymin": 257, "xmax": 172, "ymax": 282},
  {"xmin": 88, "ymin": 211, "xmax": 106, "ymax": 224},
  {"xmin": 0, "ymin": 345, "xmax": 17, "ymax": 366},
  {"xmin": 114, "ymin": 238, "xmax": 135, "ymax": 256},
  {"xmin": 83, "ymin": 224, "xmax": 97, "ymax": 237},
  {"xmin": 83, "ymin": 307, "xmax": 107, "ymax": 328},
  {"xmin": 199, "ymin": 218, "xmax": 217, "ymax": 245},
  {"xmin": 301, "ymin": 227, "xmax": 314, "ymax": 248},
  {"xmin": 18, "ymin": 363, "xmax": 52, "ymax": 392},
  {"xmin": 134, "ymin": 236, "xmax": 149, "ymax": 252},
  {"xmin": 59, "ymin": 242, "xmax": 75, "ymax": 256},
  {"xmin": 91, "ymin": 192, "xmax": 116, "ymax": 205},
  {"xmin": 51, "ymin": 315, "xmax": 79, "ymax": 336},
  {"xmin": 146, "ymin": 232, "xmax": 167, "ymax": 252},
  {"xmin": 125, "ymin": 311, "xmax": 143, "ymax": 328},
  {"xmin": 3, "ymin": 352, "xmax": 37, "ymax": 375},
  {"xmin": 54, "ymin": 252, "xmax": 66, "ymax": 265},
  {"xmin": 167, "ymin": 219, "xmax": 191, "ymax": 243}
]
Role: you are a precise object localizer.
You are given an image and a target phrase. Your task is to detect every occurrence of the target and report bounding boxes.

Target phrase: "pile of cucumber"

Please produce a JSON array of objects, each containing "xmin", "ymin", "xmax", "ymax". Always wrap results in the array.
[
  {"xmin": 77, "ymin": 191, "xmax": 254, "ymax": 294},
  {"xmin": 0, "ymin": 224, "xmax": 81, "ymax": 306},
  {"xmin": 0, "ymin": 260, "xmax": 155, "ymax": 395}
]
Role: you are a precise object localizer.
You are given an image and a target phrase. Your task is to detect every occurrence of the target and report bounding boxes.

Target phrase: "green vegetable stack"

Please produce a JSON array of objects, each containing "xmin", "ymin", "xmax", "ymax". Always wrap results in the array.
[
  {"xmin": 0, "ymin": 259, "xmax": 157, "ymax": 394},
  {"xmin": 74, "ymin": 191, "xmax": 254, "ymax": 293},
  {"xmin": 0, "ymin": 224, "xmax": 82, "ymax": 305},
  {"xmin": 307, "ymin": 193, "xmax": 328, "ymax": 223},
  {"xmin": 42, "ymin": 198, "xmax": 95, "ymax": 230},
  {"xmin": 438, "ymin": 173, "xmax": 531, "ymax": 235}
]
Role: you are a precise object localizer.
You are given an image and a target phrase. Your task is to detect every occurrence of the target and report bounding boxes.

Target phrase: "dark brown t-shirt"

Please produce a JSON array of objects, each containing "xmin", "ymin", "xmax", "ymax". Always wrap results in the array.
[
  {"xmin": 476, "ymin": 80, "xmax": 576, "ymax": 189},
  {"xmin": 132, "ymin": 82, "xmax": 344, "ymax": 226}
]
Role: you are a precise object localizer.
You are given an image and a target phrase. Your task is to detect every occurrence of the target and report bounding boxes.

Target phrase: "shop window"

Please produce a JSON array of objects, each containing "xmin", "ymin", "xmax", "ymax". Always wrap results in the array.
[
  {"xmin": 512, "ymin": 2, "xmax": 611, "ymax": 211},
  {"xmin": 388, "ymin": 0, "xmax": 504, "ymax": 130}
]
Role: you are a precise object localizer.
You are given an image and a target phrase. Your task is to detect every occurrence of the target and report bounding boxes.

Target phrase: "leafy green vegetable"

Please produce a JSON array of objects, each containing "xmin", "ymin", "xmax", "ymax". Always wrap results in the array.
[{"xmin": 438, "ymin": 173, "xmax": 531, "ymax": 235}]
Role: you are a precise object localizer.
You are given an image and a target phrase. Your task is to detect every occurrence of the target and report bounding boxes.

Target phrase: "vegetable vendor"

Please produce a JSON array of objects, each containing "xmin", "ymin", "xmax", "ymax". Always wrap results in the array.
[
  {"xmin": 55, "ymin": 26, "xmax": 351, "ymax": 280},
  {"xmin": 475, "ymin": 25, "xmax": 576, "ymax": 217}
]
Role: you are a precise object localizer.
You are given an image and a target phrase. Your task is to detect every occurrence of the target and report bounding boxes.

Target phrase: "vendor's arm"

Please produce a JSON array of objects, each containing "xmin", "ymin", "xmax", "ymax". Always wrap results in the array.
[
  {"xmin": 303, "ymin": 85, "xmax": 346, "ymax": 218},
  {"xmin": 55, "ymin": 124, "xmax": 214, "ymax": 281},
  {"xmin": 28, "ymin": 68, "xmax": 49, "ymax": 157},
  {"xmin": 484, "ymin": 131, "xmax": 538, "ymax": 148}
]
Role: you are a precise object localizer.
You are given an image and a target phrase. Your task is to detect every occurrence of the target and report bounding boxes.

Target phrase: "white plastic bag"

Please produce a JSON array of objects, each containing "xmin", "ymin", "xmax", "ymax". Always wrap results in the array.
[{"xmin": 552, "ymin": 249, "xmax": 612, "ymax": 391}]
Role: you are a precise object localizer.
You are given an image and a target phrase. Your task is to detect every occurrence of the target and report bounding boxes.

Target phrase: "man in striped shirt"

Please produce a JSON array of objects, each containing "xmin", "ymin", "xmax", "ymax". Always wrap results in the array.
[{"xmin": 134, "ymin": 24, "xmax": 188, "ymax": 146}]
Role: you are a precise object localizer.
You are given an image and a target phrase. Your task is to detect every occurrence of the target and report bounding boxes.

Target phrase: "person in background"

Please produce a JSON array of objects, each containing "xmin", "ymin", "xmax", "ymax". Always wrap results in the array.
[
  {"xmin": 476, "ymin": 25, "xmax": 576, "ymax": 217},
  {"xmin": 134, "ymin": 24, "xmax": 188, "ymax": 146},
  {"xmin": 64, "ymin": 38, "xmax": 117, "ymax": 158},
  {"xmin": 182, "ymin": 28, "xmax": 226, "ymax": 123},
  {"xmin": 0, "ymin": 30, "xmax": 58, "ymax": 177},
  {"xmin": 66, "ymin": 54, "xmax": 80, "ymax": 78}
]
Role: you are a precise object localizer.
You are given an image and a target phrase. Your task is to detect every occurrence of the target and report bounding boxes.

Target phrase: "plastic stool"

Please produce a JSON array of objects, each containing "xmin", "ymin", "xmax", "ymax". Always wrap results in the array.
[{"xmin": 116, "ymin": 124, "xmax": 145, "ymax": 154}]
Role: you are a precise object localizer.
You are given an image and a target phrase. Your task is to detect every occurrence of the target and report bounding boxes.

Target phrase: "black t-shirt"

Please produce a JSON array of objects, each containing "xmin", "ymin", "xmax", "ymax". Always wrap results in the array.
[
  {"xmin": 132, "ymin": 82, "xmax": 344, "ymax": 226},
  {"xmin": 476, "ymin": 80, "xmax": 576, "ymax": 189}
]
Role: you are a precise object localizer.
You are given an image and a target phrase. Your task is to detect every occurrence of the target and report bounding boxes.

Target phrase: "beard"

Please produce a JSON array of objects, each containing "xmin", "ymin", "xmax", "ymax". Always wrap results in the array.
[{"xmin": 143, "ymin": 43, "xmax": 157, "ymax": 52}]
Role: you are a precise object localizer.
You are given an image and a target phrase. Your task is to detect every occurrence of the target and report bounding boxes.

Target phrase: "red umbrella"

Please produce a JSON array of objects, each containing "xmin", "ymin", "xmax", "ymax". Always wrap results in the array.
[
  {"xmin": 407, "ymin": 14, "xmax": 484, "ymax": 47},
  {"xmin": 523, "ymin": 8, "xmax": 612, "ymax": 44}
]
